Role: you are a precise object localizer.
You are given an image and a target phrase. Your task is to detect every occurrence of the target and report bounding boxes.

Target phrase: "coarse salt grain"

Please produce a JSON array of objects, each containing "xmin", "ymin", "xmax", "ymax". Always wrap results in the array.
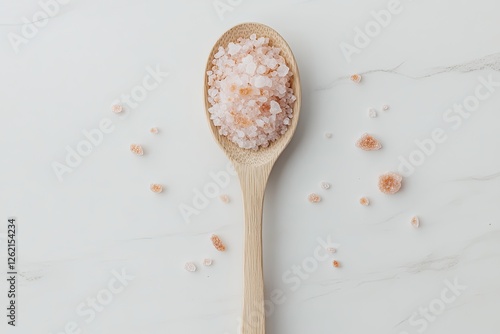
[
  {"xmin": 150, "ymin": 127, "xmax": 159, "ymax": 134},
  {"xmin": 308, "ymin": 193, "xmax": 321, "ymax": 203},
  {"xmin": 320, "ymin": 182, "xmax": 331, "ymax": 190},
  {"xmin": 203, "ymin": 258, "xmax": 213, "ymax": 266},
  {"xmin": 184, "ymin": 262, "xmax": 197, "ymax": 272},
  {"xmin": 327, "ymin": 247, "xmax": 336, "ymax": 254},
  {"xmin": 350, "ymin": 74, "xmax": 362, "ymax": 83},
  {"xmin": 332, "ymin": 260, "xmax": 340, "ymax": 268},
  {"xmin": 219, "ymin": 194, "xmax": 230, "ymax": 203},
  {"xmin": 111, "ymin": 104, "xmax": 123, "ymax": 113},
  {"xmin": 356, "ymin": 133, "xmax": 382, "ymax": 151},
  {"xmin": 368, "ymin": 108, "xmax": 377, "ymax": 118},
  {"xmin": 207, "ymin": 35, "xmax": 296, "ymax": 150},
  {"xmin": 378, "ymin": 172, "xmax": 403, "ymax": 194},
  {"xmin": 324, "ymin": 132, "xmax": 333, "ymax": 139},
  {"xmin": 211, "ymin": 234, "xmax": 226, "ymax": 252},
  {"xmin": 411, "ymin": 216, "xmax": 420, "ymax": 228},
  {"xmin": 150, "ymin": 184, "xmax": 163, "ymax": 193},
  {"xmin": 382, "ymin": 104, "xmax": 390, "ymax": 111},
  {"xmin": 359, "ymin": 197, "xmax": 370, "ymax": 206},
  {"xmin": 130, "ymin": 144, "xmax": 144, "ymax": 156}
]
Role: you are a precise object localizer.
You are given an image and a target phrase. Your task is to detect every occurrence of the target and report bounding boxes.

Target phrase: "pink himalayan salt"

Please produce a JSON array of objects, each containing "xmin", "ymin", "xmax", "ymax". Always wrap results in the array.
[
  {"xmin": 359, "ymin": 197, "xmax": 370, "ymax": 206},
  {"xmin": 411, "ymin": 216, "xmax": 420, "ymax": 228},
  {"xmin": 378, "ymin": 172, "xmax": 403, "ymax": 194},
  {"xmin": 207, "ymin": 34, "xmax": 296, "ymax": 150},
  {"xmin": 356, "ymin": 133, "xmax": 382, "ymax": 151},
  {"xmin": 308, "ymin": 193, "xmax": 321, "ymax": 203}
]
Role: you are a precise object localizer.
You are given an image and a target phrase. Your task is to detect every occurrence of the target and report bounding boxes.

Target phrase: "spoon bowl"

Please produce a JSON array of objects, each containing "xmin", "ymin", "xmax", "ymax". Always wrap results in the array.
[
  {"xmin": 204, "ymin": 23, "xmax": 301, "ymax": 334},
  {"xmin": 204, "ymin": 22, "xmax": 301, "ymax": 166}
]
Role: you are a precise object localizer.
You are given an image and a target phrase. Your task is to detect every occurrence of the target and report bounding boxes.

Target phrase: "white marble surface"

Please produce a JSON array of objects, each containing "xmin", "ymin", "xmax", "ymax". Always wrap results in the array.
[{"xmin": 1, "ymin": 0, "xmax": 500, "ymax": 333}]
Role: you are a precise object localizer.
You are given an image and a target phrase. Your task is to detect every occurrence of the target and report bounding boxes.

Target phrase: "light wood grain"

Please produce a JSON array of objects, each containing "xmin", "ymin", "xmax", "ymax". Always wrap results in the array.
[{"xmin": 204, "ymin": 23, "xmax": 301, "ymax": 334}]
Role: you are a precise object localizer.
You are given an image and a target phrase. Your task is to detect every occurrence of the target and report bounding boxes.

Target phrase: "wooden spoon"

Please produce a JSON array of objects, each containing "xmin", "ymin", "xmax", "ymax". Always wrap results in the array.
[{"xmin": 204, "ymin": 23, "xmax": 301, "ymax": 334}]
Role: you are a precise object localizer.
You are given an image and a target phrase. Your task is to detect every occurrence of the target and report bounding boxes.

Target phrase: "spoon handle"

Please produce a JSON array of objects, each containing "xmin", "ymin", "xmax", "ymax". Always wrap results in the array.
[{"xmin": 237, "ymin": 164, "xmax": 272, "ymax": 334}]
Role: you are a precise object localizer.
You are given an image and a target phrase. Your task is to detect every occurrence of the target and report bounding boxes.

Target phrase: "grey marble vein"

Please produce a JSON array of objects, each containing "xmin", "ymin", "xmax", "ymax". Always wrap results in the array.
[{"xmin": 317, "ymin": 52, "xmax": 500, "ymax": 91}]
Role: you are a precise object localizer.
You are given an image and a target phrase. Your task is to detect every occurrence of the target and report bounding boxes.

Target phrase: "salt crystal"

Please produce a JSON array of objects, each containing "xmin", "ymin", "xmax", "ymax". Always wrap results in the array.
[
  {"xmin": 378, "ymin": 172, "xmax": 403, "ymax": 194},
  {"xmin": 150, "ymin": 184, "xmax": 163, "ymax": 193},
  {"xmin": 359, "ymin": 197, "xmax": 370, "ymax": 206},
  {"xmin": 327, "ymin": 247, "xmax": 336, "ymax": 254},
  {"xmin": 320, "ymin": 182, "xmax": 330, "ymax": 190},
  {"xmin": 276, "ymin": 64, "xmax": 289, "ymax": 77},
  {"xmin": 227, "ymin": 42, "xmax": 241, "ymax": 55},
  {"xmin": 350, "ymin": 74, "xmax": 362, "ymax": 83},
  {"xmin": 111, "ymin": 104, "xmax": 123, "ymax": 113},
  {"xmin": 245, "ymin": 62, "xmax": 257, "ymax": 75},
  {"xmin": 324, "ymin": 132, "xmax": 333, "ymax": 139},
  {"xmin": 219, "ymin": 194, "xmax": 230, "ymax": 203},
  {"xmin": 270, "ymin": 100, "xmax": 282, "ymax": 114},
  {"xmin": 356, "ymin": 133, "xmax": 382, "ymax": 151},
  {"xmin": 254, "ymin": 76, "xmax": 267, "ymax": 88},
  {"xmin": 308, "ymin": 193, "xmax": 321, "ymax": 203},
  {"xmin": 150, "ymin": 127, "xmax": 159, "ymax": 134},
  {"xmin": 184, "ymin": 262, "xmax": 197, "ymax": 272},
  {"xmin": 130, "ymin": 144, "xmax": 143, "ymax": 156},
  {"xmin": 203, "ymin": 258, "xmax": 213, "ymax": 266},
  {"xmin": 382, "ymin": 104, "xmax": 390, "ymax": 111},
  {"xmin": 368, "ymin": 108, "xmax": 377, "ymax": 118},
  {"xmin": 211, "ymin": 234, "xmax": 226, "ymax": 252},
  {"xmin": 410, "ymin": 216, "xmax": 420, "ymax": 228}
]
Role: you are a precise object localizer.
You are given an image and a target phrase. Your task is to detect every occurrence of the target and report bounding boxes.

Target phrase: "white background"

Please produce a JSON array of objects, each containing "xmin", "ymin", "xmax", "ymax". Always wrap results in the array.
[{"xmin": 1, "ymin": 0, "xmax": 500, "ymax": 333}]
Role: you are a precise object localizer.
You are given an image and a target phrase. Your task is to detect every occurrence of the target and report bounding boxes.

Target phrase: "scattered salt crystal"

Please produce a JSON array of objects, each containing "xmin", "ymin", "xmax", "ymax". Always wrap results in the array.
[
  {"xmin": 368, "ymin": 108, "xmax": 378, "ymax": 118},
  {"xmin": 308, "ymin": 193, "xmax": 321, "ymax": 203},
  {"xmin": 130, "ymin": 144, "xmax": 143, "ymax": 156},
  {"xmin": 207, "ymin": 35, "xmax": 295, "ymax": 150},
  {"xmin": 150, "ymin": 184, "xmax": 163, "ymax": 193},
  {"xmin": 356, "ymin": 133, "xmax": 382, "ymax": 151},
  {"xmin": 321, "ymin": 182, "xmax": 330, "ymax": 190},
  {"xmin": 219, "ymin": 194, "xmax": 230, "ymax": 203},
  {"xmin": 410, "ymin": 216, "xmax": 420, "ymax": 228},
  {"xmin": 378, "ymin": 172, "xmax": 403, "ymax": 194},
  {"xmin": 184, "ymin": 262, "xmax": 197, "ymax": 272},
  {"xmin": 359, "ymin": 197, "xmax": 370, "ymax": 206},
  {"xmin": 382, "ymin": 104, "xmax": 390, "ymax": 111},
  {"xmin": 150, "ymin": 127, "xmax": 159, "ymax": 134},
  {"xmin": 324, "ymin": 132, "xmax": 332, "ymax": 139},
  {"xmin": 111, "ymin": 104, "xmax": 123, "ymax": 113},
  {"xmin": 327, "ymin": 247, "xmax": 336, "ymax": 254},
  {"xmin": 350, "ymin": 74, "xmax": 362, "ymax": 83},
  {"xmin": 203, "ymin": 258, "xmax": 213, "ymax": 266},
  {"xmin": 211, "ymin": 234, "xmax": 226, "ymax": 252}
]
